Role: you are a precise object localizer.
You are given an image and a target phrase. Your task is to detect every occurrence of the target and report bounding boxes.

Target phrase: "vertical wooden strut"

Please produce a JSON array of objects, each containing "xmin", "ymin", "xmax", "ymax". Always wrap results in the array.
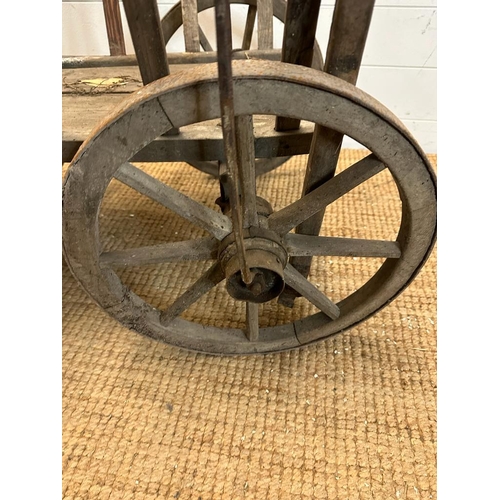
[
  {"xmin": 257, "ymin": 0, "xmax": 273, "ymax": 49},
  {"xmin": 181, "ymin": 0, "xmax": 201, "ymax": 52},
  {"xmin": 275, "ymin": 0, "xmax": 322, "ymax": 131},
  {"xmin": 214, "ymin": 0, "xmax": 252, "ymax": 284},
  {"xmin": 102, "ymin": 0, "xmax": 126, "ymax": 56},
  {"xmin": 122, "ymin": 0, "xmax": 179, "ymax": 135},
  {"xmin": 279, "ymin": 0, "xmax": 376, "ymax": 307},
  {"xmin": 242, "ymin": 5, "xmax": 257, "ymax": 50},
  {"xmin": 122, "ymin": 0, "xmax": 170, "ymax": 85}
]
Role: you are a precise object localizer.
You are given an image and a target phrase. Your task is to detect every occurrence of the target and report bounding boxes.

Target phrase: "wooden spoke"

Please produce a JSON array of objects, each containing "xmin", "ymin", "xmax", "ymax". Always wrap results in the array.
[
  {"xmin": 285, "ymin": 234, "xmax": 401, "ymax": 259},
  {"xmin": 242, "ymin": 4, "xmax": 257, "ymax": 50},
  {"xmin": 114, "ymin": 163, "xmax": 232, "ymax": 240},
  {"xmin": 198, "ymin": 25, "xmax": 213, "ymax": 51},
  {"xmin": 283, "ymin": 265, "xmax": 340, "ymax": 320},
  {"xmin": 181, "ymin": 0, "xmax": 201, "ymax": 51},
  {"xmin": 257, "ymin": 0, "xmax": 273, "ymax": 49},
  {"xmin": 246, "ymin": 302, "xmax": 259, "ymax": 341},
  {"xmin": 235, "ymin": 115, "xmax": 257, "ymax": 227},
  {"xmin": 100, "ymin": 237, "xmax": 218, "ymax": 267},
  {"xmin": 269, "ymin": 154, "xmax": 386, "ymax": 235},
  {"xmin": 160, "ymin": 262, "xmax": 225, "ymax": 324}
]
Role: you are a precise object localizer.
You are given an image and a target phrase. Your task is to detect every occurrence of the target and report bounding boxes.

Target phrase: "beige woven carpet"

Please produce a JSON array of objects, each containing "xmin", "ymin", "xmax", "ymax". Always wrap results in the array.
[{"xmin": 62, "ymin": 151, "xmax": 437, "ymax": 500}]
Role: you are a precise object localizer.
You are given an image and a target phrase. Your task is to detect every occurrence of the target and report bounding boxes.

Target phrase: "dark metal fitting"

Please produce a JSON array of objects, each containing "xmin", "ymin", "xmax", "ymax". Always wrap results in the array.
[
  {"xmin": 218, "ymin": 228, "xmax": 288, "ymax": 303},
  {"xmin": 225, "ymin": 249, "xmax": 285, "ymax": 303}
]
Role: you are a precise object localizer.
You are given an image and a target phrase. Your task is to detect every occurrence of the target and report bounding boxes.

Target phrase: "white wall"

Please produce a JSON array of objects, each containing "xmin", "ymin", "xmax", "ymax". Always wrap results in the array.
[{"xmin": 62, "ymin": 0, "xmax": 437, "ymax": 152}]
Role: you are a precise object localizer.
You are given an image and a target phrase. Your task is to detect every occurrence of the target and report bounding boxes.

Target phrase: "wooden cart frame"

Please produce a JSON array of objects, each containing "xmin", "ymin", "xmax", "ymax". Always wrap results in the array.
[{"xmin": 62, "ymin": 0, "xmax": 437, "ymax": 354}]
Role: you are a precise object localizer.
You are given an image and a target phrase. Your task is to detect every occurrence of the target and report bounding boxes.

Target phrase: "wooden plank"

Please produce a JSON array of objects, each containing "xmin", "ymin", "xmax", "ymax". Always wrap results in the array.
[
  {"xmin": 285, "ymin": 234, "xmax": 402, "ymax": 258},
  {"xmin": 100, "ymin": 237, "xmax": 218, "ymax": 267},
  {"xmin": 102, "ymin": 0, "xmax": 126, "ymax": 56},
  {"xmin": 62, "ymin": 67, "xmax": 143, "ymax": 94},
  {"xmin": 122, "ymin": 0, "xmax": 170, "ymax": 85},
  {"xmin": 62, "ymin": 94, "xmax": 124, "ymax": 136},
  {"xmin": 124, "ymin": 130, "xmax": 311, "ymax": 163},
  {"xmin": 62, "ymin": 49, "xmax": 282, "ymax": 69},
  {"xmin": 181, "ymin": 0, "xmax": 201, "ymax": 52},
  {"xmin": 276, "ymin": 0, "xmax": 322, "ymax": 131},
  {"xmin": 114, "ymin": 163, "xmax": 232, "ymax": 240},
  {"xmin": 62, "ymin": 93, "xmax": 314, "ymax": 162},
  {"xmin": 257, "ymin": 0, "xmax": 273, "ymax": 49}
]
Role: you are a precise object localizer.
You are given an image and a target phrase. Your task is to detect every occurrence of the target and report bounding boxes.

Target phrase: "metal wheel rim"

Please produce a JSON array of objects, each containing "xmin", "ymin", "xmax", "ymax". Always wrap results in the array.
[{"xmin": 62, "ymin": 60, "xmax": 436, "ymax": 355}]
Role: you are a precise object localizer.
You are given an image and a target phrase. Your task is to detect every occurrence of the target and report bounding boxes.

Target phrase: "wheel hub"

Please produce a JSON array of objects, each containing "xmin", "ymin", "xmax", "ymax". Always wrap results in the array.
[{"xmin": 218, "ymin": 227, "xmax": 288, "ymax": 304}]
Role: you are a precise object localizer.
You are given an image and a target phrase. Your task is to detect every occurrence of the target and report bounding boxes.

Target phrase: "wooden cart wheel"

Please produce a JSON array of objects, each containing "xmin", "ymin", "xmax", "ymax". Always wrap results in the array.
[
  {"xmin": 62, "ymin": 60, "xmax": 436, "ymax": 355},
  {"xmin": 161, "ymin": 0, "xmax": 323, "ymax": 63},
  {"xmin": 160, "ymin": 0, "xmax": 324, "ymax": 178}
]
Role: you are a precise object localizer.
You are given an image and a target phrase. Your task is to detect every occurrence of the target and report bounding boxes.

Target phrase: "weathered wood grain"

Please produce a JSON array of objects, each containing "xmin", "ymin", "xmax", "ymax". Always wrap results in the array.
[
  {"xmin": 160, "ymin": 262, "xmax": 225, "ymax": 324},
  {"xmin": 246, "ymin": 302, "xmax": 259, "ymax": 341},
  {"xmin": 100, "ymin": 238, "xmax": 218, "ymax": 267},
  {"xmin": 257, "ymin": 0, "xmax": 273, "ymax": 49},
  {"xmin": 62, "ymin": 50, "xmax": 281, "ymax": 69},
  {"xmin": 102, "ymin": 0, "xmax": 126, "ymax": 56},
  {"xmin": 235, "ymin": 115, "xmax": 258, "ymax": 228},
  {"xmin": 156, "ymin": 0, "xmax": 323, "ymax": 177},
  {"xmin": 62, "ymin": 96, "xmax": 315, "ymax": 163},
  {"xmin": 62, "ymin": 60, "xmax": 437, "ymax": 354},
  {"xmin": 214, "ymin": 0, "xmax": 252, "ymax": 284},
  {"xmin": 114, "ymin": 163, "xmax": 232, "ymax": 240},
  {"xmin": 242, "ymin": 5, "xmax": 257, "ymax": 50},
  {"xmin": 62, "ymin": 67, "xmax": 143, "ymax": 94},
  {"xmin": 181, "ymin": 0, "xmax": 201, "ymax": 51},
  {"xmin": 198, "ymin": 25, "xmax": 213, "ymax": 51},
  {"xmin": 122, "ymin": 0, "xmax": 170, "ymax": 85},
  {"xmin": 284, "ymin": 265, "xmax": 340, "ymax": 320},
  {"xmin": 159, "ymin": 0, "xmax": 322, "ymax": 64},
  {"xmin": 276, "ymin": 0, "xmax": 321, "ymax": 131},
  {"xmin": 269, "ymin": 154, "xmax": 386, "ymax": 236},
  {"xmin": 279, "ymin": 0, "xmax": 376, "ymax": 306},
  {"xmin": 285, "ymin": 234, "xmax": 402, "ymax": 259}
]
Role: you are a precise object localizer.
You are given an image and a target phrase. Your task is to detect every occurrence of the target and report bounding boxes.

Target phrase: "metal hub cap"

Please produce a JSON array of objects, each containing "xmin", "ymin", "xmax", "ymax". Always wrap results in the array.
[{"xmin": 218, "ymin": 228, "xmax": 288, "ymax": 303}]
